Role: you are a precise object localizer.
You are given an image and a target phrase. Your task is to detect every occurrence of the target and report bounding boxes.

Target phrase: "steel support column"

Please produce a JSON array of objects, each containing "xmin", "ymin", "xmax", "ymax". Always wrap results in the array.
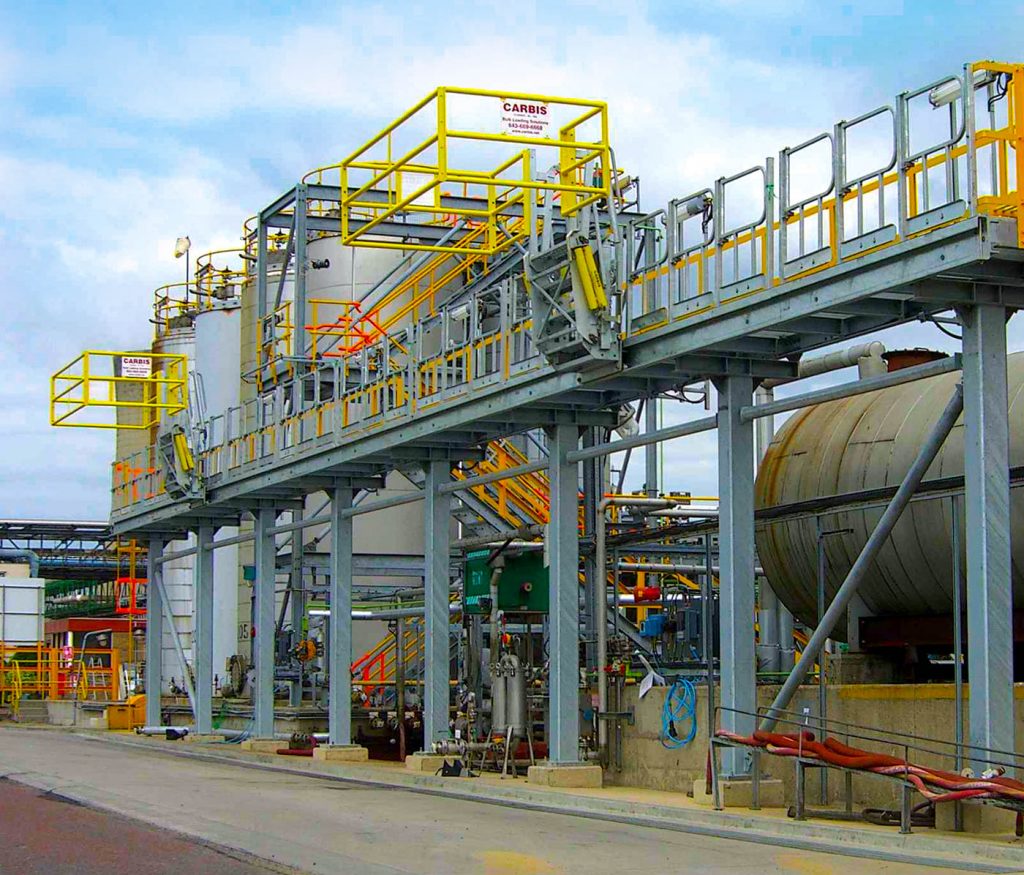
[
  {"xmin": 715, "ymin": 375, "xmax": 756, "ymax": 775},
  {"xmin": 960, "ymin": 303, "xmax": 1015, "ymax": 763},
  {"xmin": 329, "ymin": 487, "xmax": 354, "ymax": 745},
  {"xmin": 253, "ymin": 507, "xmax": 277, "ymax": 738},
  {"xmin": 145, "ymin": 538, "xmax": 164, "ymax": 727},
  {"xmin": 194, "ymin": 526, "xmax": 215, "ymax": 734},
  {"xmin": 548, "ymin": 424, "xmax": 581, "ymax": 764},
  {"xmin": 423, "ymin": 460, "xmax": 452, "ymax": 748}
]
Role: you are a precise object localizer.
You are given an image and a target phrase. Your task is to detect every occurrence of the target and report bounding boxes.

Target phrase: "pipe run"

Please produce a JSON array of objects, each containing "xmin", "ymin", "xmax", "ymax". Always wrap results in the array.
[
  {"xmin": 617, "ymin": 561, "xmax": 764, "ymax": 576},
  {"xmin": 761, "ymin": 381, "xmax": 965, "ymax": 731},
  {"xmin": 308, "ymin": 603, "xmax": 461, "ymax": 621},
  {"xmin": 0, "ymin": 549, "xmax": 40, "ymax": 577}
]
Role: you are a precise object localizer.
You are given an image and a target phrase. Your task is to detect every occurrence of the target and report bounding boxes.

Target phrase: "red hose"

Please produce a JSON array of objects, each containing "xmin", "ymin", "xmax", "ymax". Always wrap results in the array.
[{"xmin": 716, "ymin": 729, "xmax": 1024, "ymax": 807}]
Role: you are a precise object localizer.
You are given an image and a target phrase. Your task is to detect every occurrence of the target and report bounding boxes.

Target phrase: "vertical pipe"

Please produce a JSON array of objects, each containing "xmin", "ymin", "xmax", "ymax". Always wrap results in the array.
[
  {"xmin": 145, "ymin": 538, "xmax": 164, "ymax": 727},
  {"xmin": 396, "ymin": 608, "xmax": 407, "ymax": 761},
  {"xmin": 815, "ymin": 517, "xmax": 828, "ymax": 805},
  {"xmin": 294, "ymin": 183, "xmax": 308, "ymax": 371},
  {"xmin": 253, "ymin": 507, "xmax": 277, "ymax": 738},
  {"xmin": 595, "ymin": 496, "xmax": 609, "ymax": 755},
  {"xmin": 960, "ymin": 303, "xmax": 1014, "ymax": 768},
  {"xmin": 951, "ymin": 495, "xmax": 965, "ymax": 832},
  {"xmin": 548, "ymin": 424, "xmax": 581, "ymax": 763},
  {"xmin": 329, "ymin": 486, "xmax": 354, "ymax": 745},
  {"xmin": 754, "ymin": 385, "xmax": 781, "ymax": 674},
  {"xmin": 423, "ymin": 460, "xmax": 452, "ymax": 748},
  {"xmin": 703, "ymin": 532, "xmax": 715, "ymax": 750},
  {"xmin": 644, "ymin": 401, "xmax": 659, "ymax": 498},
  {"xmin": 581, "ymin": 428, "xmax": 599, "ymax": 674},
  {"xmin": 289, "ymin": 507, "xmax": 305, "ymax": 708},
  {"xmin": 194, "ymin": 526, "xmax": 214, "ymax": 734},
  {"xmin": 715, "ymin": 375, "xmax": 756, "ymax": 775}
]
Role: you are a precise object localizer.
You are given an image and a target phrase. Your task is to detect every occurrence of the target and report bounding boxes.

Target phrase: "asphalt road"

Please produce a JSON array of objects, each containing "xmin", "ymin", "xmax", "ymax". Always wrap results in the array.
[
  {"xmin": 0, "ymin": 777, "xmax": 289, "ymax": 874},
  {"xmin": 0, "ymin": 728, "xmax": 969, "ymax": 875}
]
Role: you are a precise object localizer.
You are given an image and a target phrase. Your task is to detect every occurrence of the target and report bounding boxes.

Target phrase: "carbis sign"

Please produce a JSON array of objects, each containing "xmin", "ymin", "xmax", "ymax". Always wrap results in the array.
[
  {"xmin": 120, "ymin": 355, "xmax": 152, "ymax": 379},
  {"xmin": 500, "ymin": 98, "xmax": 550, "ymax": 138}
]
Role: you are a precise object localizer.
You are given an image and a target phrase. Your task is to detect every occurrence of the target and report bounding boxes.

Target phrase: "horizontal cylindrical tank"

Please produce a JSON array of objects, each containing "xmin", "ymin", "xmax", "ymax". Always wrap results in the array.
[{"xmin": 755, "ymin": 352, "xmax": 1024, "ymax": 636}]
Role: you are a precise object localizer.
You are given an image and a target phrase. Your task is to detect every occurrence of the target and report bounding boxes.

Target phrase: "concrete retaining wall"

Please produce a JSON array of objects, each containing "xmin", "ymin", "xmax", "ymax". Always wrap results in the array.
[{"xmin": 609, "ymin": 682, "xmax": 1024, "ymax": 809}]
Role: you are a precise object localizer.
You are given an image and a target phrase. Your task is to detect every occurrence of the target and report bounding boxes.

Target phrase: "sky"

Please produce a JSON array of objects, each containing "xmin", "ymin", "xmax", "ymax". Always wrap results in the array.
[{"xmin": 1, "ymin": 0, "xmax": 1023, "ymax": 520}]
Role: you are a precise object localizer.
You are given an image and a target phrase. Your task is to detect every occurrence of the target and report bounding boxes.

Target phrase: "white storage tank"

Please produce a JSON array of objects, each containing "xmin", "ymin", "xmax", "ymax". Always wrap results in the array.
[
  {"xmin": 194, "ymin": 299, "xmax": 242, "ymax": 686},
  {"xmin": 151, "ymin": 322, "xmax": 196, "ymax": 691}
]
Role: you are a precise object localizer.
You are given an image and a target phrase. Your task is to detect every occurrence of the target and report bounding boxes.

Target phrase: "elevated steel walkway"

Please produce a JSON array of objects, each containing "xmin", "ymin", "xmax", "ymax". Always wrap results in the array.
[
  {"xmin": 58, "ymin": 65, "xmax": 1024, "ymax": 769},
  {"xmin": 111, "ymin": 63, "xmax": 1024, "ymax": 535}
]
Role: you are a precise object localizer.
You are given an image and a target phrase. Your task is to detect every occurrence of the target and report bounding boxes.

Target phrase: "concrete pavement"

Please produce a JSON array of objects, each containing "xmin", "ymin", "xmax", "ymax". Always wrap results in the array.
[{"xmin": 0, "ymin": 728, "xmax": 995, "ymax": 874}]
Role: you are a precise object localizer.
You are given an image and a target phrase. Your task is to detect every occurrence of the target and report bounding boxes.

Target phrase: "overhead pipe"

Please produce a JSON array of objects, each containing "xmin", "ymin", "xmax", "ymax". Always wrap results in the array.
[
  {"xmin": 0, "ymin": 549, "xmax": 39, "ymax": 577},
  {"xmin": 762, "ymin": 341, "xmax": 886, "ymax": 389},
  {"xmin": 617, "ymin": 561, "xmax": 764, "ymax": 576},
  {"xmin": 308, "ymin": 603, "xmax": 461, "ymax": 621},
  {"xmin": 761, "ymin": 382, "xmax": 965, "ymax": 730},
  {"xmin": 646, "ymin": 508, "xmax": 719, "ymax": 519},
  {"xmin": 454, "ymin": 525, "xmax": 544, "ymax": 550}
]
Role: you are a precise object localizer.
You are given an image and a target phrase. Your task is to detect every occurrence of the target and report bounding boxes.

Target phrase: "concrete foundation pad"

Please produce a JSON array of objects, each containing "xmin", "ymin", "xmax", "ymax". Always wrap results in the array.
[
  {"xmin": 182, "ymin": 733, "xmax": 227, "ymax": 744},
  {"xmin": 405, "ymin": 753, "xmax": 454, "ymax": 773},
  {"xmin": 527, "ymin": 763, "xmax": 603, "ymax": 788},
  {"xmin": 312, "ymin": 744, "xmax": 369, "ymax": 763},
  {"xmin": 239, "ymin": 738, "xmax": 283, "ymax": 754},
  {"xmin": 692, "ymin": 777, "xmax": 784, "ymax": 809},
  {"xmin": 935, "ymin": 801, "xmax": 1020, "ymax": 835}
]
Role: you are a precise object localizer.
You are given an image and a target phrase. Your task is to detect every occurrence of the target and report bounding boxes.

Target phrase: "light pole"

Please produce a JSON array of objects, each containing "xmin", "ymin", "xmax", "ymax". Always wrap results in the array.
[{"xmin": 174, "ymin": 235, "xmax": 191, "ymax": 297}]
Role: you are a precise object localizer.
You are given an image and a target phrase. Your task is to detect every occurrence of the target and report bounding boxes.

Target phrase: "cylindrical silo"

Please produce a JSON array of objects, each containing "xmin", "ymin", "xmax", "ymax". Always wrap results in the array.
[
  {"xmin": 302, "ymin": 237, "xmax": 425, "ymax": 663},
  {"xmin": 194, "ymin": 300, "xmax": 242, "ymax": 686},
  {"xmin": 151, "ymin": 322, "xmax": 197, "ymax": 691},
  {"xmin": 754, "ymin": 351, "xmax": 1024, "ymax": 637}
]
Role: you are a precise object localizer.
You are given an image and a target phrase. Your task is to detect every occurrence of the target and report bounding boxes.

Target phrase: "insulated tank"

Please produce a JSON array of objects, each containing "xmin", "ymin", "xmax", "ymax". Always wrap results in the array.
[
  {"xmin": 151, "ymin": 322, "xmax": 196, "ymax": 690},
  {"xmin": 755, "ymin": 352, "xmax": 1024, "ymax": 636},
  {"xmin": 194, "ymin": 301, "xmax": 242, "ymax": 684}
]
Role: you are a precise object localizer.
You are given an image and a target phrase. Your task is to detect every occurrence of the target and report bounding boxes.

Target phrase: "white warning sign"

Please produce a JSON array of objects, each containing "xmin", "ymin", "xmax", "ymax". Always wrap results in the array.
[
  {"xmin": 121, "ymin": 355, "xmax": 152, "ymax": 379},
  {"xmin": 500, "ymin": 98, "xmax": 550, "ymax": 138}
]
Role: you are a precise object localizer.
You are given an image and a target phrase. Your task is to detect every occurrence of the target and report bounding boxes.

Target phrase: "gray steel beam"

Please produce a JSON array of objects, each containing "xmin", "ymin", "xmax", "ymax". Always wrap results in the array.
[
  {"xmin": 960, "ymin": 303, "xmax": 1015, "ymax": 765},
  {"xmin": 253, "ymin": 507, "xmax": 277, "ymax": 738},
  {"xmin": 567, "ymin": 413, "xmax": 718, "ymax": 463},
  {"xmin": 145, "ymin": 538, "xmax": 164, "ymax": 726},
  {"xmin": 715, "ymin": 375, "xmax": 756, "ymax": 776},
  {"xmin": 741, "ymin": 355, "xmax": 962, "ymax": 422},
  {"xmin": 329, "ymin": 487, "xmax": 354, "ymax": 745},
  {"xmin": 193, "ymin": 526, "xmax": 214, "ymax": 733},
  {"xmin": 547, "ymin": 424, "xmax": 581, "ymax": 763},
  {"xmin": 423, "ymin": 460, "xmax": 452, "ymax": 749}
]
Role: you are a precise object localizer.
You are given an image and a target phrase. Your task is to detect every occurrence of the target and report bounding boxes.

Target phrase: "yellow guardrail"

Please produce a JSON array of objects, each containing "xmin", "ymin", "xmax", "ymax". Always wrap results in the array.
[
  {"xmin": 334, "ymin": 86, "xmax": 612, "ymax": 255},
  {"xmin": 51, "ymin": 350, "xmax": 188, "ymax": 430},
  {"xmin": 624, "ymin": 60, "xmax": 1024, "ymax": 339}
]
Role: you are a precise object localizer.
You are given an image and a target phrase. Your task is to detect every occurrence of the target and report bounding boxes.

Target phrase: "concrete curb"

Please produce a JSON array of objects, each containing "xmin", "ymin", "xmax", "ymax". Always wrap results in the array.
[{"xmin": 79, "ymin": 730, "xmax": 1024, "ymax": 873}]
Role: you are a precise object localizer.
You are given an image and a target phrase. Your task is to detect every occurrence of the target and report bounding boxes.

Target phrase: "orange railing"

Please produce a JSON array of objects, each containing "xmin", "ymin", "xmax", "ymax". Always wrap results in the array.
[{"xmin": 0, "ymin": 644, "xmax": 120, "ymax": 702}]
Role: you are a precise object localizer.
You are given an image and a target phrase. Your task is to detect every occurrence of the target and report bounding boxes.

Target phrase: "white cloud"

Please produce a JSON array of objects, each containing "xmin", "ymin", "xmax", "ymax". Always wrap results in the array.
[{"xmin": 0, "ymin": 2, "xmax": 997, "ymax": 518}]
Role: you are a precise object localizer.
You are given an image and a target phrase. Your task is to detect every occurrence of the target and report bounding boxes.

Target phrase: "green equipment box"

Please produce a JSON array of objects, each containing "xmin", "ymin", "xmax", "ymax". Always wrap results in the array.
[{"xmin": 463, "ymin": 550, "xmax": 549, "ymax": 614}]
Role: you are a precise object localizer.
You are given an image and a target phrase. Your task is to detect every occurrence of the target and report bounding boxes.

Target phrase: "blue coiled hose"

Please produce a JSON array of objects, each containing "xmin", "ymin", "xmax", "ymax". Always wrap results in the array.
[{"xmin": 661, "ymin": 677, "xmax": 698, "ymax": 749}]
